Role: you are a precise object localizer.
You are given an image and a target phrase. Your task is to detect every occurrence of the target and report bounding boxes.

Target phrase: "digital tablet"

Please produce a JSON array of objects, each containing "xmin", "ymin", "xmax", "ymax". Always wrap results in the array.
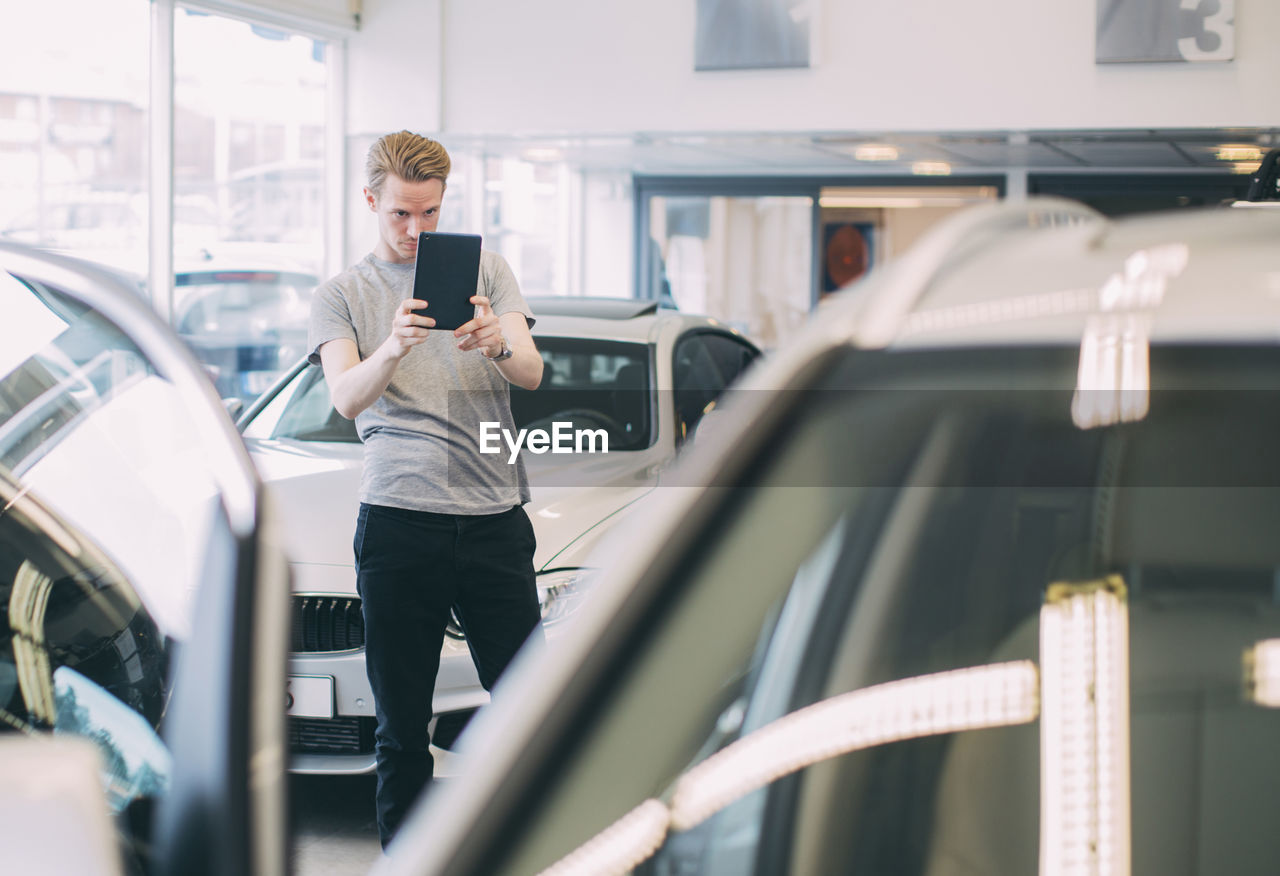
[{"xmin": 411, "ymin": 231, "xmax": 482, "ymax": 330}]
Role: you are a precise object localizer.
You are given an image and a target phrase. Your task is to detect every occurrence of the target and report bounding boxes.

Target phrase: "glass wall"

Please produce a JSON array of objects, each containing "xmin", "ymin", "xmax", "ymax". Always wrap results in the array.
[
  {"xmin": 345, "ymin": 141, "xmax": 634, "ymax": 301},
  {"xmin": 0, "ymin": 1, "xmax": 339, "ymax": 408},
  {"xmin": 172, "ymin": 8, "xmax": 330, "ymax": 402},
  {"xmin": 0, "ymin": 1, "xmax": 151, "ymax": 275},
  {"xmin": 648, "ymin": 193, "xmax": 814, "ymax": 350}
]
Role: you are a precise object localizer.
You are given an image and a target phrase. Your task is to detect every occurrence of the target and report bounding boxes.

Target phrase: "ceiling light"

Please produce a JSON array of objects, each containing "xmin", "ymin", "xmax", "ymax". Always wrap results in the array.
[
  {"xmin": 1216, "ymin": 145, "xmax": 1262, "ymax": 162},
  {"xmin": 819, "ymin": 186, "xmax": 998, "ymax": 209},
  {"xmin": 911, "ymin": 161, "xmax": 951, "ymax": 176},
  {"xmin": 1231, "ymin": 161, "xmax": 1263, "ymax": 175},
  {"xmin": 854, "ymin": 144, "xmax": 899, "ymax": 161}
]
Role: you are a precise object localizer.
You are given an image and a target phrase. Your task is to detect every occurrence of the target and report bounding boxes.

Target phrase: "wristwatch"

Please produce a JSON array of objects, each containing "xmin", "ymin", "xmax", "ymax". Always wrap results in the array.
[{"xmin": 485, "ymin": 339, "xmax": 514, "ymax": 362}]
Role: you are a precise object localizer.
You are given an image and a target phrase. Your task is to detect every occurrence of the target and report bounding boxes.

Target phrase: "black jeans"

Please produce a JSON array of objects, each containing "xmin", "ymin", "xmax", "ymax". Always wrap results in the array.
[{"xmin": 353, "ymin": 502, "xmax": 543, "ymax": 848}]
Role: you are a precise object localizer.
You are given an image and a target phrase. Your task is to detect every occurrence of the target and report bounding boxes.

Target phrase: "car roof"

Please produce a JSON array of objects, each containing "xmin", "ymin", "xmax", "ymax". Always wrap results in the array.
[
  {"xmin": 526, "ymin": 296, "xmax": 660, "ymax": 320},
  {"xmin": 530, "ymin": 297, "xmax": 748, "ymax": 344},
  {"xmin": 822, "ymin": 200, "xmax": 1280, "ymax": 351}
]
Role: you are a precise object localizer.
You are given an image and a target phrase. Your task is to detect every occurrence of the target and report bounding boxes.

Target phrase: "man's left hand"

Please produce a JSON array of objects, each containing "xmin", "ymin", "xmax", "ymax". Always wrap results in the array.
[{"xmin": 455, "ymin": 296, "xmax": 505, "ymax": 358}]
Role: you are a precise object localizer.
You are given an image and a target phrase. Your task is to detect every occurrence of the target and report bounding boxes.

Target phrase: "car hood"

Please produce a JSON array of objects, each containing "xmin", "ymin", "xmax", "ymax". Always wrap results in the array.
[{"xmin": 246, "ymin": 438, "xmax": 656, "ymax": 595}]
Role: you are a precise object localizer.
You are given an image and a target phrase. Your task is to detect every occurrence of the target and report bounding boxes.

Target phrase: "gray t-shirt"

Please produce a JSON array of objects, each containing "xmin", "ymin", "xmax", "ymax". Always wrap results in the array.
[{"xmin": 308, "ymin": 251, "xmax": 535, "ymax": 515}]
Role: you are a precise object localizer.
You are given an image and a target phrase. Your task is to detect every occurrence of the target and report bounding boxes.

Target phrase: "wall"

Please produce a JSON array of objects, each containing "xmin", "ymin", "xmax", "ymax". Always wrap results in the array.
[
  {"xmin": 344, "ymin": 0, "xmax": 1276, "ymax": 136},
  {"xmin": 346, "ymin": 0, "xmax": 441, "ymax": 136}
]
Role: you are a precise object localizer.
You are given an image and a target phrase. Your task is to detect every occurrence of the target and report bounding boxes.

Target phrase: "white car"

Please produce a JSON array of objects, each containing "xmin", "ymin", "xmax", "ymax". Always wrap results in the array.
[{"xmin": 236, "ymin": 297, "xmax": 760, "ymax": 774}]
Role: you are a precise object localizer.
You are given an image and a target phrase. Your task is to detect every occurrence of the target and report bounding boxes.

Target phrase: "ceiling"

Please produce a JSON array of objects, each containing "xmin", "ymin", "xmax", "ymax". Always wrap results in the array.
[{"xmin": 443, "ymin": 127, "xmax": 1280, "ymax": 178}]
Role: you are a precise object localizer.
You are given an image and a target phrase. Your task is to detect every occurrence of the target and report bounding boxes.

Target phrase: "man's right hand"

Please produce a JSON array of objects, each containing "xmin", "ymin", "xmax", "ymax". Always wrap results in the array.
[
  {"xmin": 318, "ymin": 299, "xmax": 435, "ymax": 420},
  {"xmin": 383, "ymin": 298, "xmax": 436, "ymax": 359}
]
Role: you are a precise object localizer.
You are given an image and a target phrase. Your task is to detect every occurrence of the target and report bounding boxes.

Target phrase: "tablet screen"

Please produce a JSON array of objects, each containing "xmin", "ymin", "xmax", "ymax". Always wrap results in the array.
[{"xmin": 411, "ymin": 231, "xmax": 482, "ymax": 330}]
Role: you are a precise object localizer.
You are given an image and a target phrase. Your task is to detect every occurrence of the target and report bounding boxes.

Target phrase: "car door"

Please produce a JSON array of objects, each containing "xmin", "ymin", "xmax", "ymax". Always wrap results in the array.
[{"xmin": 0, "ymin": 245, "xmax": 290, "ymax": 876}]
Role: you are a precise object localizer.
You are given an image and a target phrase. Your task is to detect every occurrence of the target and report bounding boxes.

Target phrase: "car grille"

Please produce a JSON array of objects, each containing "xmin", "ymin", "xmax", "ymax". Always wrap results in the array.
[
  {"xmin": 289, "ymin": 715, "xmax": 376, "ymax": 755},
  {"xmin": 292, "ymin": 595, "xmax": 364, "ymax": 652}
]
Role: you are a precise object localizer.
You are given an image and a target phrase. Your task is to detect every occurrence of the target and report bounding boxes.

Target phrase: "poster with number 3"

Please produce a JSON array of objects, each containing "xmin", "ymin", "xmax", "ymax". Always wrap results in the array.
[{"xmin": 1096, "ymin": 0, "xmax": 1234, "ymax": 63}]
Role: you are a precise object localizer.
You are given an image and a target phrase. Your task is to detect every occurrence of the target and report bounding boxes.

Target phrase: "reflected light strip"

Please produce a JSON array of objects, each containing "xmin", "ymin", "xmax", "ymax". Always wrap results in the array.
[
  {"xmin": 534, "ymin": 662, "xmax": 1039, "ymax": 876},
  {"xmin": 1244, "ymin": 639, "xmax": 1280, "ymax": 707},
  {"xmin": 669, "ymin": 660, "xmax": 1039, "ymax": 831},
  {"xmin": 1071, "ymin": 316, "xmax": 1150, "ymax": 430},
  {"xmin": 1039, "ymin": 576, "xmax": 1130, "ymax": 876},
  {"xmin": 1071, "ymin": 244, "xmax": 1188, "ymax": 430},
  {"xmin": 536, "ymin": 799, "xmax": 668, "ymax": 876}
]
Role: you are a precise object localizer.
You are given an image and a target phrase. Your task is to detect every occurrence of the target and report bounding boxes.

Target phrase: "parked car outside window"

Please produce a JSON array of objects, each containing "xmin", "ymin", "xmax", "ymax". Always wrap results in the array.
[{"xmin": 173, "ymin": 263, "xmax": 317, "ymax": 404}]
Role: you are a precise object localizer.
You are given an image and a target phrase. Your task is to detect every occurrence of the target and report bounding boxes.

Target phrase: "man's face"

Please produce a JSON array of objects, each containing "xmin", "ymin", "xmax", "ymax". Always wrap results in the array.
[{"xmin": 365, "ymin": 174, "xmax": 444, "ymax": 264}]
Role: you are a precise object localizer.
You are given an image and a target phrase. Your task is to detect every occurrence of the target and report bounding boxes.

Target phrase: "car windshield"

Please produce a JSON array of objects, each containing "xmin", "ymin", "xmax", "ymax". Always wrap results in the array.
[
  {"xmin": 257, "ymin": 336, "xmax": 654, "ymax": 451},
  {"xmin": 492, "ymin": 343, "xmax": 1280, "ymax": 876}
]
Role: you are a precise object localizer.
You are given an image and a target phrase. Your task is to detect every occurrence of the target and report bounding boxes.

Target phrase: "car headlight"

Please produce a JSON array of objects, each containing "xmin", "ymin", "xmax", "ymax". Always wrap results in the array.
[{"xmin": 536, "ymin": 568, "xmax": 595, "ymax": 627}]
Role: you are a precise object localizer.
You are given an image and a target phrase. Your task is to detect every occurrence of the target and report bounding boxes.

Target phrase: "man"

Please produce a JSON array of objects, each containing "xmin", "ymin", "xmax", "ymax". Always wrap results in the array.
[{"xmin": 307, "ymin": 130, "xmax": 544, "ymax": 848}]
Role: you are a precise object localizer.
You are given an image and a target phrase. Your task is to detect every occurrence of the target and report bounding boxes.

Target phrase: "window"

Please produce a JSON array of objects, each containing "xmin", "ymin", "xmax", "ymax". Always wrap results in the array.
[
  {"xmin": 253, "ymin": 337, "xmax": 657, "ymax": 452},
  {"xmin": 172, "ymin": 8, "xmax": 332, "ymax": 404},
  {"xmin": 647, "ymin": 194, "xmax": 813, "ymax": 349},
  {"xmin": 0, "ymin": 1, "xmax": 150, "ymax": 274},
  {"xmin": 672, "ymin": 331, "xmax": 759, "ymax": 441},
  {"xmin": 512, "ymin": 338, "xmax": 654, "ymax": 451}
]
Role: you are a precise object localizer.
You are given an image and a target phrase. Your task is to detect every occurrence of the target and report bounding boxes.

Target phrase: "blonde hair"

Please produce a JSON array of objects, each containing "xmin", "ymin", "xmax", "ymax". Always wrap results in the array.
[{"xmin": 366, "ymin": 130, "xmax": 451, "ymax": 195}]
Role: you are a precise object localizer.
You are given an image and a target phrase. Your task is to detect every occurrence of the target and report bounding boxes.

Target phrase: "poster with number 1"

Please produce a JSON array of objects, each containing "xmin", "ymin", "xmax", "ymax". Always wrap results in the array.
[{"xmin": 1096, "ymin": 0, "xmax": 1234, "ymax": 63}]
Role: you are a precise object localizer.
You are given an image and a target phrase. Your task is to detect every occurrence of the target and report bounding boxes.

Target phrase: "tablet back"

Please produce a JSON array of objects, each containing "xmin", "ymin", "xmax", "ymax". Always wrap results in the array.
[{"xmin": 411, "ymin": 231, "xmax": 482, "ymax": 330}]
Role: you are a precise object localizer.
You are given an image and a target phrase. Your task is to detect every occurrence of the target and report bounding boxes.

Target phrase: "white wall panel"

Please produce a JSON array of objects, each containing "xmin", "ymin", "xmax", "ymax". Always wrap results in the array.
[
  {"xmin": 346, "ymin": 0, "xmax": 442, "ymax": 135},
  {"xmin": 340, "ymin": 0, "xmax": 1280, "ymax": 136}
]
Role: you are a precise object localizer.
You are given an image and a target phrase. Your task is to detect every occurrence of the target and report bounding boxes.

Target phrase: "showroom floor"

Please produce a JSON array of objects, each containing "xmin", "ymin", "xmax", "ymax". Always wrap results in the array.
[{"xmin": 291, "ymin": 774, "xmax": 382, "ymax": 874}]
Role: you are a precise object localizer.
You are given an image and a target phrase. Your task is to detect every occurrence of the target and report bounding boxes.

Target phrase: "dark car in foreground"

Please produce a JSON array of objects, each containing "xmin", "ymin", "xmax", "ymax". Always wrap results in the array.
[{"xmin": 375, "ymin": 200, "xmax": 1280, "ymax": 876}]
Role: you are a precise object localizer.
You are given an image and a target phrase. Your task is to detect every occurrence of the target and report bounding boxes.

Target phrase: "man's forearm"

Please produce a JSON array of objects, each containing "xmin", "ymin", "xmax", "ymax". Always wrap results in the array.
[{"xmin": 328, "ymin": 343, "xmax": 403, "ymax": 419}]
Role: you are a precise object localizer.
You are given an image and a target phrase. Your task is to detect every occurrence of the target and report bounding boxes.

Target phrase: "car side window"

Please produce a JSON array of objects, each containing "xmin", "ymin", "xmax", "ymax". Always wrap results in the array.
[
  {"xmin": 270, "ymin": 365, "xmax": 359, "ymax": 443},
  {"xmin": 510, "ymin": 337, "xmax": 654, "ymax": 451},
  {"xmin": 702, "ymin": 332, "xmax": 760, "ymax": 387},
  {"xmin": 672, "ymin": 333, "xmax": 727, "ymax": 442}
]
